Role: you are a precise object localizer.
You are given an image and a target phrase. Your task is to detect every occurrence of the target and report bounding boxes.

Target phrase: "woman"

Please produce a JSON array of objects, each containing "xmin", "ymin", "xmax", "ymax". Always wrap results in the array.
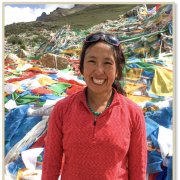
[{"xmin": 41, "ymin": 32, "xmax": 147, "ymax": 180}]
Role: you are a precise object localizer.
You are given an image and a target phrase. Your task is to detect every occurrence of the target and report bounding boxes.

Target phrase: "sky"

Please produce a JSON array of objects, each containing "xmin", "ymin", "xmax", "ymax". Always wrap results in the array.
[{"xmin": 4, "ymin": 4, "xmax": 75, "ymax": 26}]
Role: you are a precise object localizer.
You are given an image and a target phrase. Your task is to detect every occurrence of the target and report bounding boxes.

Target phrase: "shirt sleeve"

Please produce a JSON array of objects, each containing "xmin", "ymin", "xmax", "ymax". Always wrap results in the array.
[
  {"xmin": 128, "ymin": 108, "xmax": 147, "ymax": 180},
  {"xmin": 41, "ymin": 103, "xmax": 63, "ymax": 180}
]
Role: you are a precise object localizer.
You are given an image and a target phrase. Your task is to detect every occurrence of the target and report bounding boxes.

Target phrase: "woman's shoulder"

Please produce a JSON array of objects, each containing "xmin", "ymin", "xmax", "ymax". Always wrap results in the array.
[
  {"xmin": 116, "ymin": 93, "xmax": 145, "ymax": 128},
  {"xmin": 117, "ymin": 93, "xmax": 142, "ymax": 113},
  {"xmin": 55, "ymin": 90, "xmax": 84, "ymax": 108}
]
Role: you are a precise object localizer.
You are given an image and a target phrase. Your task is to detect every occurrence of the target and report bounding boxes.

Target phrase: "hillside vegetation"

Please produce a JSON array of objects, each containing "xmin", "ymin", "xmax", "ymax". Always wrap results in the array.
[{"xmin": 5, "ymin": 4, "xmax": 158, "ymax": 37}]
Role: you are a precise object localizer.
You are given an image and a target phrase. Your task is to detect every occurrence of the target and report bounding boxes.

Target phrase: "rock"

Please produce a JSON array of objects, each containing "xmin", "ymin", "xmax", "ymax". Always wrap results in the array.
[
  {"xmin": 18, "ymin": 49, "xmax": 29, "ymax": 58},
  {"xmin": 38, "ymin": 53, "xmax": 69, "ymax": 70},
  {"xmin": 36, "ymin": 12, "xmax": 47, "ymax": 21},
  {"xmin": 5, "ymin": 53, "xmax": 19, "ymax": 62}
]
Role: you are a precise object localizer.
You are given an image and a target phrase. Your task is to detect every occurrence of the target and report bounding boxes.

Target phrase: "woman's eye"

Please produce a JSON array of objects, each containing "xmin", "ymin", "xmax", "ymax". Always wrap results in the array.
[
  {"xmin": 105, "ymin": 62, "xmax": 112, "ymax": 65},
  {"xmin": 88, "ymin": 60, "xmax": 95, "ymax": 63}
]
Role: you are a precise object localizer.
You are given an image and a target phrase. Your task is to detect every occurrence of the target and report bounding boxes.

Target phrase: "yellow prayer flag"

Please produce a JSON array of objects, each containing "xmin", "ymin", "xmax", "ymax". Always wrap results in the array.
[
  {"xmin": 124, "ymin": 68, "xmax": 143, "ymax": 81},
  {"xmin": 17, "ymin": 168, "xmax": 29, "ymax": 180},
  {"xmin": 124, "ymin": 81, "xmax": 144, "ymax": 93},
  {"xmin": 127, "ymin": 94, "xmax": 152, "ymax": 104},
  {"xmin": 38, "ymin": 77, "xmax": 57, "ymax": 86},
  {"xmin": 59, "ymin": 48, "xmax": 82, "ymax": 57},
  {"xmin": 4, "ymin": 92, "xmax": 10, "ymax": 98},
  {"xmin": 12, "ymin": 82, "xmax": 20, "ymax": 86},
  {"xmin": 132, "ymin": 47, "xmax": 150, "ymax": 54},
  {"xmin": 147, "ymin": 35, "xmax": 158, "ymax": 42},
  {"xmin": 28, "ymin": 67, "xmax": 45, "ymax": 72},
  {"xmin": 149, "ymin": 67, "xmax": 173, "ymax": 96}
]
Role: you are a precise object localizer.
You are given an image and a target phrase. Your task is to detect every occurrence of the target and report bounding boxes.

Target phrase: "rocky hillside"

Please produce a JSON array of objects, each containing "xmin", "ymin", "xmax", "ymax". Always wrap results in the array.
[
  {"xmin": 36, "ymin": 12, "xmax": 47, "ymax": 21},
  {"xmin": 5, "ymin": 4, "xmax": 158, "ymax": 37},
  {"xmin": 36, "ymin": 4, "xmax": 95, "ymax": 22}
]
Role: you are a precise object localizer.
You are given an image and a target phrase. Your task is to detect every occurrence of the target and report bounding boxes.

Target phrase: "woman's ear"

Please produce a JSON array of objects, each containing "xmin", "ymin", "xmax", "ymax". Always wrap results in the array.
[
  {"xmin": 115, "ymin": 72, "xmax": 118, "ymax": 78},
  {"xmin": 115, "ymin": 64, "xmax": 122, "ymax": 78}
]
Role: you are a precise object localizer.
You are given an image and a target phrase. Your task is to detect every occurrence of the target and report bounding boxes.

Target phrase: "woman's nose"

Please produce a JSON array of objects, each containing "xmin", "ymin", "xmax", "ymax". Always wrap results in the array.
[{"xmin": 94, "ymin": 64, "xmax": 104, "ymax": 75}]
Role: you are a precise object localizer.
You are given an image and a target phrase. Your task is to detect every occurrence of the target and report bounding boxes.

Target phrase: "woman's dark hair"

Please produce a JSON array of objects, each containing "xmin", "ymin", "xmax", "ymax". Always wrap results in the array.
[{"xmin": 79, "ymin": 32, "xmax": 127, "ymax": 96}]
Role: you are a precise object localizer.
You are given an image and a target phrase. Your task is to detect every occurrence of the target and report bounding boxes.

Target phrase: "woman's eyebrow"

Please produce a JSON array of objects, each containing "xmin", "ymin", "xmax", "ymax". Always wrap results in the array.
[
  {"xmin": 87, "ymin": 56, "xmax": 114, "ymax": 62},
  {"xmin": 87, "ymin": 55, "xmax": 96, "ymax": 59},
  {"xmin": 104, "ymin": 57, "xmax": 114, "ymax": 62}
]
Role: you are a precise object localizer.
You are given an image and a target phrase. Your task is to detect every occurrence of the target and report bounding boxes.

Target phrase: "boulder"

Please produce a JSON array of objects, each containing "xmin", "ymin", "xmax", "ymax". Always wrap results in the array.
[
  {"xmin": 18, "ymin": 49, "xmax": 29, "ymax": 58},
  {"xmin": 5, "ymin": 53, "xmax": 19, "ymax": 62},
  {"xmin": 37, "ymin": 53, "xmax": 69, "ymax": 70}
]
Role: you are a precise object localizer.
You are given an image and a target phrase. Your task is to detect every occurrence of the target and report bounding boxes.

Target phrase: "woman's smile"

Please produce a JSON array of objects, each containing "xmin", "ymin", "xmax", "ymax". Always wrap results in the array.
[{"xmin": 92, "ymin": 77, "xmax": 106, "ymax": 85}]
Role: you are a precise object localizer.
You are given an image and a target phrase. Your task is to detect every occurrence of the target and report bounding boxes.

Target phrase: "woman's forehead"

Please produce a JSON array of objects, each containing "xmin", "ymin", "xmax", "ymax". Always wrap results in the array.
[
  {"xmin": 85, "ymin": 42, "xmax": 116, "ymax": 58},
  {"xmin": 86, "ymin": 42, "xmax": 113, "ymax": 53}
]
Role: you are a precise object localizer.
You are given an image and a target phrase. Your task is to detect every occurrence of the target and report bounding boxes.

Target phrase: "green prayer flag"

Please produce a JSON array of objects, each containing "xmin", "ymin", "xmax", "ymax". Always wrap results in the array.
[
  {"xmin": 61, "ymin": 68, "xmax": 71, "ymax": 73},
  {"xmin": 124, "ymin": 51, "xmax": 131, "ymax": 56},
  {"xmin": 122, "ymin": 65, "xmax": 132, "ymax": 77},
  {"xmin": 36, "ymin": 102, "xmax": 46, "ymax": 106},
  {"xmin": 4, "ymin": 97, "xmax": 8, "ymax": 104},
  {"xmin": 49, "ymin": 83, "xmax": 72, "ymax": 94},
  {"xmin": 119, "ymin": 29, "xmax": 169, "ymax": 43},
  {"xmin": 24, "ymin": 55, "xmax": 42, "ymax": 60},
  {"xmin": 151, "ymin": 99, "xmax": 165, "ymax": 102},
  {"xmin": 135, "ymin": 62, "xmax": 158, "ymax": 72},
  {"xmin": 16, "ymin": 70, "xmax": 25, "ymax": 73},
  {"xmin": 12, "ymin": 92, "xmax": 20, "ymax": 100},
  {"xmin": 53, "ymin": 92, "xmax": 61, "ymax": 96},
  {"xmin": 119, "ymin": 81, "xmax": 126, "ymax": 89},
  {"xmin": 15, "ymin": 95, "xmax": 40, "ymax": 105},
  {"xmin": 37, "ymin": 155, "xmax": 42, "ymax": 161}
]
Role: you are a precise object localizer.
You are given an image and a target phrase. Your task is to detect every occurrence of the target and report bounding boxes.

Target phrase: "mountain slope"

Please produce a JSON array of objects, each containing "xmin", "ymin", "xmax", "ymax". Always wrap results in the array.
[
  {"xmin": 5, "ymin": 4, "xmax": 158, "ymax": 37},
  {"xmin": 40, "ymin": 4, "xmax": 96, "ymax": 22}
]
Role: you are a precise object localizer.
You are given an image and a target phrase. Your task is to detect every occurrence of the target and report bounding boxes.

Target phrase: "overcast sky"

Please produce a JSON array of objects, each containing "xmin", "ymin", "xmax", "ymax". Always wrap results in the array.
[{"xmin": 4, "ymin": 4, "xmax": 75, "ymax": 26}]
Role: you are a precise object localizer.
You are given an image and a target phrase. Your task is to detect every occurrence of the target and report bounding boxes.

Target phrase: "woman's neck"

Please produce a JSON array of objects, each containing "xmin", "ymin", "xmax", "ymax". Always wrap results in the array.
[{"xmin": 86, "ymin": 88, "xmax": 113, "ymax": 112}]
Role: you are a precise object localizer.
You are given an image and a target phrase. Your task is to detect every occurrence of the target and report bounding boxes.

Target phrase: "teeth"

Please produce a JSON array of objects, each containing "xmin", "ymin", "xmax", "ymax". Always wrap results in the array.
[{"xmin": 93, "ymin": 78, "xmax": 105, "ymax": 84}]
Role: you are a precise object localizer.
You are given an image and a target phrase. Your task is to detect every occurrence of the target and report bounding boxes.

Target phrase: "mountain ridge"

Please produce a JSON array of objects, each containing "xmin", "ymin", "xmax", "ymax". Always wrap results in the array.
[
  {"xmin": 36, "ymin": 4, "xmax": 96, "ymax": 22},
  {"xmin": 5, "ymin": 4, "xmax": 158, "ymax": 37}
]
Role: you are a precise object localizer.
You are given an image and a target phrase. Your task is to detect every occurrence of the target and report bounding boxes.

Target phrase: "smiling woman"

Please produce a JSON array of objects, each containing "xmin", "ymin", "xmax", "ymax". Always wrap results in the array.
[{"xmin": 41, "ymin": 32, "xmax": 147, "ymax": 180}]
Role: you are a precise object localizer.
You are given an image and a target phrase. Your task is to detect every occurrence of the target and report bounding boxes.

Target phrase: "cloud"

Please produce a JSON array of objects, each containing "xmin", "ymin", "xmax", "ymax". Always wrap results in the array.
[
  {"xmin": 45, "ymin": 4, "xmax": 74, "ymax": 14},
  {"xmin": 5, "ymin": 4, "xmax": 74, "ymax": 26}
]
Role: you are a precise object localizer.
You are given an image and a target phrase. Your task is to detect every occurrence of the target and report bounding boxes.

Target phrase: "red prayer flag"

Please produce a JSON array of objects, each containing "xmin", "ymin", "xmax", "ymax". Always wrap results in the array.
[
  {"xmin": 58, "ymin": 77, "xmax": 67, "ymax": 83},
  {"xmin": 31, "ymin": 87, "xmax": 54, "ymax": 94},
  {"xmin": 156, "ymin": 4, "xmax": 161, "ymax": 12},
  {"xmin": 30, "ymin": 60, "xmax": 39, "ymax": 64},
  {"xmin": 28, "ymin": 132, "xmax": 47, "ymax": 150},
  {"xmin": 6, "ymin": 77, "xmax": 25, "ymax": 83},
  {"xmin": 4, "ymin": 66, "xmax": 16, "ymax": 70},
  {"xmin": 68, "ymin": 58, "xmax": 80, "ymax": 64},
  {"xmin": 67, "ymin": 79, "xmax": 85, "ymax": 86},
  {"xmin": 5, "ymin": 60, "xmax": 14, "ymax": 65}
]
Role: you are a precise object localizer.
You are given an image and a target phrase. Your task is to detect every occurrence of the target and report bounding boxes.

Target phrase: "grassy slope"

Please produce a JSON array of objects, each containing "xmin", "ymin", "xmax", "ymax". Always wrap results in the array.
[{"xmin": 5, "ymin": 4, "xmax": 159, "ymax": 37}]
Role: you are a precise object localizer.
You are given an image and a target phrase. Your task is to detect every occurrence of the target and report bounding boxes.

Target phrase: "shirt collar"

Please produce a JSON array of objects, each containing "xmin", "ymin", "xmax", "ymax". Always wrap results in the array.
[{"xmin": 78, "ymin": 87, "xmax": 121, "ymax": 108}]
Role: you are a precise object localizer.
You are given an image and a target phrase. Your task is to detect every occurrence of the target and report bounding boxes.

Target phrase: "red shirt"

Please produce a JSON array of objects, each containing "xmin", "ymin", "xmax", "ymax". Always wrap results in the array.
[{"xmin": 41, "ymin": 88, "xmax": 147, "ymax": 180}]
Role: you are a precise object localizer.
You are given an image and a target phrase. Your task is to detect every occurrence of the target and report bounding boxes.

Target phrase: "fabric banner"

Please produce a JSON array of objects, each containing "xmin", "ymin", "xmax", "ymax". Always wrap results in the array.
[
  {"xmin": 149, "ymin": 68, "xmax": 173, "ymax": 96},
  {"xmin": 49, "ymin": 83, "xmax": 72, "ymax": 94},
  {"xmin": 145, "ymin": 117, "xmax": 160, "ymax": 137}
]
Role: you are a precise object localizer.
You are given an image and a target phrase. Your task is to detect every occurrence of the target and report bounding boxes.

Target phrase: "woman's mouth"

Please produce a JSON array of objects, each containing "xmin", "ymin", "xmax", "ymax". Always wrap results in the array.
[{"xmin": 92, "ymin": 77, "xmax": 106, "ymax": 85}]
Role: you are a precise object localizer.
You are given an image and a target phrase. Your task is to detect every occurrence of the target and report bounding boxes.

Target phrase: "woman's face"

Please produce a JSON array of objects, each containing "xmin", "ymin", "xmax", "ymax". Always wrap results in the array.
[{"xmin": 83, "ymin": 42, "xmax": 117, "ymax": 95}]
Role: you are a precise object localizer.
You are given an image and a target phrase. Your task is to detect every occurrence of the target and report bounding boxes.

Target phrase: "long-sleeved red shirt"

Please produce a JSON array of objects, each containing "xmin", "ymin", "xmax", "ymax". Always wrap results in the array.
[{"xmin": 41, "ymin": 87, "xmax": 147, "ymax": 180}]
